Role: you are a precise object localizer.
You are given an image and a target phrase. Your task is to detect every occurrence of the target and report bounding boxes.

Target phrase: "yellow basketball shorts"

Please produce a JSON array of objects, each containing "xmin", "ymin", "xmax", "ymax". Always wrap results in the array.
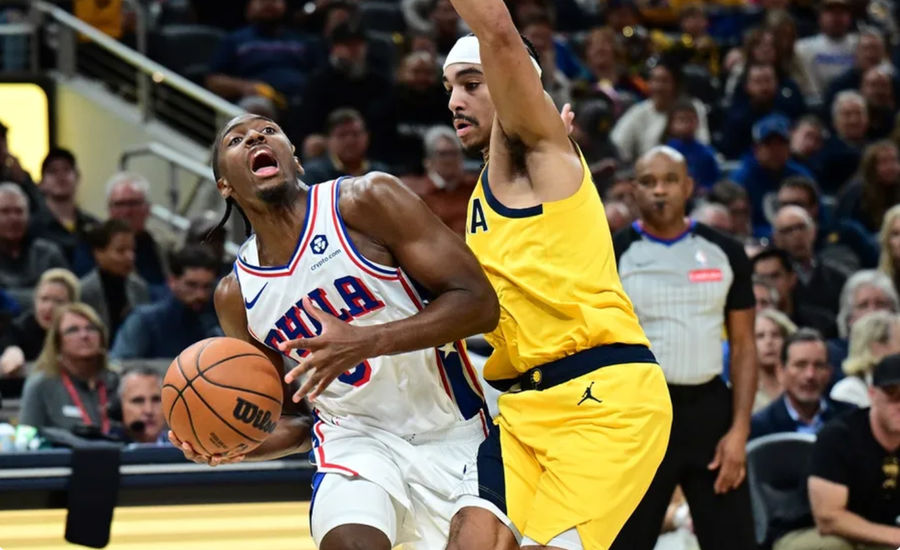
[{"xmin": 476, "ymin": 361, "xmax": 672, "ymax": 549}]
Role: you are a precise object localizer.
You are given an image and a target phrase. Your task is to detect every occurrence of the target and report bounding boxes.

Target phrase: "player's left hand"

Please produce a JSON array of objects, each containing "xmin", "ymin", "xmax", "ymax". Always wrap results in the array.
[
  {"xmin": 707, "ymin": 425, "xmax": 748, "ymax": 494},
  {"xmin": 560, "ymin": 103, "xmax": 575, "ymax": 136},
  {"xmin": 279, "ymin": 296, "xmax": 377, "ymax": 403}
]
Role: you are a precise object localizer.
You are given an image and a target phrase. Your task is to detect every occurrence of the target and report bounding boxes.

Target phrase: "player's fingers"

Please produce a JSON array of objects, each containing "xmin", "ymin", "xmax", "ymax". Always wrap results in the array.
[
  {"xmin": 707, "ymin": 447, "xmax": 722, "ymax": 471},
  {"xmin": 167, "ymin": 430, "xmax": 181, "ymax": 447},
  {"xmin": 284, "ymin": 360, "xmax": 313, "ymax": 384},
  {"xmin": 309, "ymin": 374, "xmax": 337, "ymax": 402},
  {"xmin": 301, "ymin": 297, "xmax": 332, "ymax": 324},
  {"xmin": 294, "ymin": 372, "xmax": 319, "ymax": 403},
  {"xmin": 278, "ymin": 337, "xmax": 315, "ymax": 353},
  {"xmin": 732, "ymin": 466, "xmax": 747, "ymax": 490}
]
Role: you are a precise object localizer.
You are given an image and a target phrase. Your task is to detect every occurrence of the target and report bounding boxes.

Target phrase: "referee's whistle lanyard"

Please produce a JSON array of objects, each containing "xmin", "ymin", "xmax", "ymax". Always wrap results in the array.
[{"xmin": 61, "ymin": 370, "xmax": 110, "ymax": 434}]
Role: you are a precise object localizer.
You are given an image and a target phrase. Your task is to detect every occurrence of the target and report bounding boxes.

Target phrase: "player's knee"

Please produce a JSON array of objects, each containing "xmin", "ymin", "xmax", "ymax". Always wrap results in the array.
[
  {"xmin": 446, "ymin": 507, "xmax": 517, "ymax": 550},
  {"xmin": 319, "ymin": 524, "xmax": 391, "ymax": 550}
]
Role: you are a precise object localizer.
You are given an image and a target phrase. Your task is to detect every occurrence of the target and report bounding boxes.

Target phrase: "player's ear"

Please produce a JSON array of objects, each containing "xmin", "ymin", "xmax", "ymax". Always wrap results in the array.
[
  {"xmin": 294, "ymin": 156, "xmax": 304, "ymax": 177},
  {"xmin": 217, "ymin": 177, "xmax": 232, "ymax": 198}
]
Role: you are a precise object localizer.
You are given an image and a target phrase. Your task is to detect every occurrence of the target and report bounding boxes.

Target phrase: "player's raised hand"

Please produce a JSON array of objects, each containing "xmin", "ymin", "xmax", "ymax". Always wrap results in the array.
[
  {"xmin": 560, "ymin": 103, "xmax": 575, "ymax": 136},
  {"xmin": 168, "ymin": 431, "xmax": 246, "ymax": 467},
  {"xmin": 279, "ymin": 297, "xmax": 377, "ymax": 403}
]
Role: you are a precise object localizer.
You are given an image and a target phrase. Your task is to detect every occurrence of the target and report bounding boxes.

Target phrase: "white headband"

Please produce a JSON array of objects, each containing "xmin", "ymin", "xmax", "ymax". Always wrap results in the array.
[{"xmin": 443, "ymin": 35, "xmax": 542, "ymax": 77}]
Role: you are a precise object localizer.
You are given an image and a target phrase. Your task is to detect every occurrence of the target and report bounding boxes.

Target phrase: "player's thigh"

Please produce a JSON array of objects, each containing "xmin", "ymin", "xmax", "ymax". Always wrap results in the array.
[
  {"xmin": 310, "ymin": 474, "xmax": 400, "ymax": 550},
  {"xmin": 508, "ymin": 362, "xmax": 672, "ymax": 548},
  {"xmin": 446, "ymin": 506, "xmax": 519, "ymax": 550}
]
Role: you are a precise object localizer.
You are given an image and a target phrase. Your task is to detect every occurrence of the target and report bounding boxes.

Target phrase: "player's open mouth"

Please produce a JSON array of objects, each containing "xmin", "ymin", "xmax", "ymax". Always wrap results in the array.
[
  {"xmin": 250, "ymin": 148, "xmax": 279, "ymax": 178},
  {"xmin": 454, "ymin": 121, "xmax": 473, "ymax": 137}
]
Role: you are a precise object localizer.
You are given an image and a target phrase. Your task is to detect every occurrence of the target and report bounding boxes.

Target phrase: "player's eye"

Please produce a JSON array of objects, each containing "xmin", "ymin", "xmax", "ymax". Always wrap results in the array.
[
  {"xmin": 263, "ymin": 126, "xmax": 275, "ymax": 134},
  {"xmin": 465, "ymin": 82, "xmax": 480, "ymax": 92},
  {"xmin": 228, "ymin": 136, "xmax": 242, "ymax": 146}
]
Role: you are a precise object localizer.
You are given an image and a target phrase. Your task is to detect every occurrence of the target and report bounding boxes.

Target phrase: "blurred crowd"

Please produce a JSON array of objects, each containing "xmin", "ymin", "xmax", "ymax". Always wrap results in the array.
[{"xmin": 4, "ymin": 0, "xmax": 900, "ymax": 548}]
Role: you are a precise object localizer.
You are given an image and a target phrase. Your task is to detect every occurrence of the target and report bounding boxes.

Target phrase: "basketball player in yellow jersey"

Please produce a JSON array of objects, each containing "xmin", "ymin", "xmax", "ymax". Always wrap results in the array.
[{"xmin": 442, "ymin": 1, "xmax": 673, "ymax": 549}]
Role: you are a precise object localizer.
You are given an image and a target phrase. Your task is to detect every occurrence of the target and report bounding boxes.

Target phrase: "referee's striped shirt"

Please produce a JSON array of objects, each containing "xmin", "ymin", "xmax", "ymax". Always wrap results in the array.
[{"xmin": 614, "ymin": 220, "xmax": 755, "ymax": 385}]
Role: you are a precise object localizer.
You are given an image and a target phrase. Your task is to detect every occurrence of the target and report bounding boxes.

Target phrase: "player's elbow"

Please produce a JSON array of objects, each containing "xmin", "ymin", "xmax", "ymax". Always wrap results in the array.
[
  {"xmin": 472, "ymin": 285, "xmax": 500, "ymax": 334},
  {"xmin": 813, "ymin": 510, "xmax": 840, "ymax": 536}
]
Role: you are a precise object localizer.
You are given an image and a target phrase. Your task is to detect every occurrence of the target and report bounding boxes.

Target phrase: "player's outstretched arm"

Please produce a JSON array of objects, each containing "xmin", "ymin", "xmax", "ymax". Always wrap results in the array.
[
  {"xmin": 448, "ymin": 0, "xmax": 568, "ymax": 149},
  {"xmin": 169, "ymin": 276, "xmax": 313, "ymax": 466},
  {"xmin": 281, "ymin": 173, "xmax": 500, "ymax": 401}
]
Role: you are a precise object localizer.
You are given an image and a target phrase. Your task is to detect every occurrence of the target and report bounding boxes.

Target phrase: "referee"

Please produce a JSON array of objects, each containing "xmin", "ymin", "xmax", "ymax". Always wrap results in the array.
[{"xmin": 611, "ymin": 146, "xmax": 757, "ymax": 550}]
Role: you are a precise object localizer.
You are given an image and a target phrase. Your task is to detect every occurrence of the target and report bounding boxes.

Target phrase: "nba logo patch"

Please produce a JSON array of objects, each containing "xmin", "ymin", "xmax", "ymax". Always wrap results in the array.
[{"xmin": 311, "ymin": 235, "xmax": 329, "ymax": 255}]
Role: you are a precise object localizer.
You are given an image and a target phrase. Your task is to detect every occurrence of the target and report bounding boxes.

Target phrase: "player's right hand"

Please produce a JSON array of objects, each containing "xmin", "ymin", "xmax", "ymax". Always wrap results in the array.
[{"xmin": 168, "ymin": 431, "xmax": 246, "ymax": 467}]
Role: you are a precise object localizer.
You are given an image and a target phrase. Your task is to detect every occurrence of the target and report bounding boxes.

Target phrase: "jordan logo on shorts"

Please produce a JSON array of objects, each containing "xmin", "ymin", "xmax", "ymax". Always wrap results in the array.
[{"xmin": 578, "ymin": 382, "xmax": 602, "ymax": 406}]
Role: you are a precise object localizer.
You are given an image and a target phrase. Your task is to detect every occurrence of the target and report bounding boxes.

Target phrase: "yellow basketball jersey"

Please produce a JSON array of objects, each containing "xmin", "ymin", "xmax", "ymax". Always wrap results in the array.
[{"xmin": 466, "ymin": 151, "xmax": 649, "ymax": 381}]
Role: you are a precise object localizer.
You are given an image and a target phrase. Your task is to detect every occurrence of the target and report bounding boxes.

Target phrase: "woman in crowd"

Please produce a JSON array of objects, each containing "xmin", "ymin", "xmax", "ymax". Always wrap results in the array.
[
  {"xmin": 19, "ymin": 303, "xmax": 118, "ymax": 434},
  {"xmin": 830, "ymin": 269, "xmax": 900, "ymax": 371},
  {"xmin": 0, "ymin": 268, "xmax": 80, "ymax": 377},
  {"xmin": 754, "ymin": 308, "xmax": 797, "ymax": 412},
  {"xmin": 837, "ymin": 140, "xmax": 900, "ymax": 234},
  {"xmin": 877, "ymin": 203, "xmax": 900, "ymax": 295},
  {"xmin": 832, "ymin": 310, "xmax": 900, "ymax": 407}
]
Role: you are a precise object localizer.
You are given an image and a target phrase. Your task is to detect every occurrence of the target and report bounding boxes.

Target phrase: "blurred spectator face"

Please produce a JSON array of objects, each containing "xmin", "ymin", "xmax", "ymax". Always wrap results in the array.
[
  {"xmin": 790, "ymin": 121, "xmax": 824, "ymax": 159},
  {"xmin": 108, "ymin": 181, "xmax": 150, "ymax": 234},
  {"xmin": 649, "ymin": 66, "xmax": 676, "ymax": 107},
  {"xmin": 331, "ymin": 39, "xmax": 368, "ymax": 78},
  {"xmin": 445, "ymin": 63, "xmax": 497, "ymax": 154},
  {"xmin": 34, "ymin": 280, "xmax": 72, "ymax": 331},
  {"xmin": 94, "ymin": 231, "xmax": 136, "ymax": 277},
  {"xmin": 819, "ymin": 5, "xmax": 852, "ymax": 40},
  {"xmin": 862, "ymin": 69, "xmax": 894, "ymax": 109},
  {"xmin": 695, "ymin": 205, "xmax": 733, "ymax": 233},
  {"xmin": 754, "ymin": 257, "xmax": 796, "ymax": 310},
  {"xmin": 746, "ymin": 65, "xmax": 777, "ymax": 106},
  {"xmin": 41, "ymin": 157, "xmax": 78, "ymax": 200},
  {"xmin": 780, "ymin": 339, "xmax": 831, "ymax": 407},
  {"xmin": 835, "ymin": 97, "xmax": 868, "ymax": 141},
  {"xmin": 773, "ymin": 206, "xmax": 815, "ymax": 263},
  {"xmin": 605, "ymin": 178, "xmax": 638, "ymax": 216},
  {"xmin": 585, "ymin": 29, "xmax": 616, "ymax": 74},
  {"xmin": 59, "ymin": 312, "xmax": 102, "ymax": 363},
  {"xmin": 634, "ymin": 151, "xmax": 693, "ymax": 229},
  {"xmin": 756, "ymin": 315, "xmax": 785, "ymax": 370},
  {"xmin": 875, "ymin": 146, "xmax": 900, "ymax": 185},
  {"xmin": 668, "ymin": 109, "xmax": 698, "ymax": 140},
  {"xmin": 329, "ymin": 118, "xmax": 369, "ymax": 167},
  {"xmin": 857, "ymin": 33, "xmax": 886, "ymax": 71},
  {"xmin": 605, "ymin": 201, "xmax": 633, "ymax": 233},
  {"xmin": 120, "ymin": 373, "xmax": 164, "ymax": 444},
  {"xmin": 302, "ymin": 134, "xmax": 327, "ymax": 161},
  {"xmin": 0, "ymin": 189, "xmax": 27, "ymax": 244},
  {"xmin": 849, "ymin": 284, "xmax": 897, "ymax": 328},
  {"xmin": 323, "ymin": 6, "xmax": 354, "ymax": 37},
  {"xmin": 400, "ymin": 53, "xmax": 437, "ymax": 92},
  {"xmin": 777, "ymin": 184, "xmax": 819, "ymax": 221},
  {"xmin": 727, "ymin": 197, "xmax": 752, "ymax": 237},
  {"xmin": 888, "ymin": 216, "xmax": 900, "ymax": 262},
  {"xmin": 754, "ymin": 282, "xmax": 778, "ymax": 311},
  {"xmin": 870, "ymin": 382, "xmax": 900, "ymax": 435},
  {"xmin": 246, "ymin": 0, "xmax": 285, "ymax": 25},
  {"xmin": 410, "ymin": 34, "xmax": 438, "ymax": 56},
  {"xmin": 523, "ymin": 21, "xmax": 553, "ymax": 59},
  {"xmin": 170, "ymin": 267, "xmax": 216, "ymax": 312},
  {"xmin": 755, "ymin": 136, "xmax": 791, "ymax": 172},
  {"xmin": 430, "ymin": 0, "xmax": 459, "ymax": 37},
  {"xmin": 751, "ymin": 32, "xmax": 777, "ymax": 66},
  {"xmin": 680, "ymin": 10, "xmax": 708, "ymax": 38},
  {"xmin": 425, "ymin": 136, "xmax": 464, "ymax": 183}
]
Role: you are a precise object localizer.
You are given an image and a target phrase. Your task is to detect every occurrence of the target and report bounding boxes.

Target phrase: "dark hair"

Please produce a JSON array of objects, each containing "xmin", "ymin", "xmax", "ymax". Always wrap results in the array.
[
  {"xmin": 781, "ymin": 327, "xmax": 826, "ymax": 365},
  {"xmin": 0, "ymin": 120, "xmax": 7, "ymax": 139},
  {"xmin": 661, "ymin": 98, "xmax": 699, "ymax": 142},
  {"xmin": 326, "ymin": 108, "xmax": 366, "ymax": 134},
  {"xmin": 41, "ymin": 148, "xmax": 77, "ymax": 175},
  {"xmin": 168, "ymin": 245, "xmax": 218, "ymax": 277},
  {"xmin": 85, "ymin": 218, "xmax": 132, "ymax": 251},
  {"xmin": 779, "ymin": 176, "xmax": 820, "ymax": 204},
  {"xmin": 517, "ymin": 10, "xmax": 554, "ymax": 31},
  {"xmin": 708, "ymin": 180, "xmax": 748, "ymax": 205},
  {"xmin": 752, "ymin": 247, "xmax": 794, "ymax": 274}
]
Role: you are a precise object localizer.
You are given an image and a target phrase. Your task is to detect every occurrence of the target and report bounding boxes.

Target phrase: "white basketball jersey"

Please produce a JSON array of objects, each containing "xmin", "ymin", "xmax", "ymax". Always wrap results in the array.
[{"xmin": 233, "ymin": 179, "xmax": 487, "ymax": 437}]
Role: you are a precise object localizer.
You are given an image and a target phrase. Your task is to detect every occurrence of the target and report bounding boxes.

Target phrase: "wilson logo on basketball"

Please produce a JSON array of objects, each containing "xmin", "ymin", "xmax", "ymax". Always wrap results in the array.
[{"xmin": 232, "ymin": 397, "xmax": 277, "ymax": 434}]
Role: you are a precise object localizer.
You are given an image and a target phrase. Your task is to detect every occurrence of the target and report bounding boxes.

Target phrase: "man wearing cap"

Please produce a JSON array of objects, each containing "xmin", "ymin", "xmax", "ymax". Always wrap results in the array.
[
  {"xmin": 774, "ymin": 354, "xmax": 900, "ymax": 550},
  {"xmin": 731, "ymin": 114, "xmax": 814, "ymax": 237},
  {"xmin": 795, "ymin": 0, "xmax": 858, "ymax": 101}
]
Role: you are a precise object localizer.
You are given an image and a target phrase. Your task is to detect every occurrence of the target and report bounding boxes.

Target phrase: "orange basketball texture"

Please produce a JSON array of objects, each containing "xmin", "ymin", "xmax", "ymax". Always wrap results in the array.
[{"xmin": 162, "ymin": 337, "xmax": 284, "ymax": 456}]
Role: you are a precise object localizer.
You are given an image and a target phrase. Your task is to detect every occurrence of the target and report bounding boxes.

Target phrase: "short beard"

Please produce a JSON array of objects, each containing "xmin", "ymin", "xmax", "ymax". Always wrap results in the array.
[{"xmin": 256, "ymin": 178, "xmax": 298, "ymax": 209}]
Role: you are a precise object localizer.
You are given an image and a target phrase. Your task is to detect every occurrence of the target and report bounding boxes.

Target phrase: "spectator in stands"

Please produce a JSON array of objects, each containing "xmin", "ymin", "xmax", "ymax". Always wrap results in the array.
[
  {"xmin": 860, "ymin": 67, "xmax": 896, "ymax": 141},
  {"xmin": 80, "ymin": 219, "xmax": 149, "ymax": 342},
  {"xmin": 571, "ymin": 98, "xmax": 620, "ymax": 188},
  {"xmin": 832, "ymin": 270, "xmax": 900, "ymax": 370},
  {"xmin": 520, "ymin": 11, "xmax": 572, "ymax": 109},
  {"xmin": 612, "ymin": 146, "xmax": 757, "ymax": 550},
  {"xmin": 752, "ymin": 248, "xmax": 838, "ymax": 338},
  {"xmin": 579, "ymin": 27, "xmax": 646, "ymax": 115},
  {"xmin": 721, "ymin": 62, "xmax": 807, "ymax": 159},
  {"xmin": 184, "ymin": 211, "xmax": 232, "ymax": 278},
  {"xmin": 789, "ymin": 116, "xmax": 826, "ymax": 180},
  {"xmin": 794, "ymin": 0, "xmax": 858, "ymax": 101},
  {"xmin": 74, "ymin": 0, "xmax": 133, "ymax": 41},
  {"xmin": 755, "ymin": 308, "xmax": 796, "ymax": 412},
  {"xmin": 205, "ymin": 0, "xmax": 323, "ymax": 111},
  {"xmin": 392, "ymin": 51, "xmax": 453, "ymax": 174},
  {"xmin": 400, "ymin": 126, "xmax": 475, "ymax": 235},
  {"xmin": 662, "ymin": 99, "xmax": 719, "ymax": 191},
  {"xmin": 19, "ymin": 303, "xmax": 118, "ymax": 434},
  {"xmin": 773, "ymin": 205, "xmax": 847, "ymax": 314},
  {"xmin": 708, "ymin": 180, "xmax": 753, "ymax": 239},
  {"xmin": 824, "ymin": 29, "xmax": 896, "ymax": 116},
  {"xmin": 878, "ymin": 204, "xmax": 900, "ymax": 295},
  {"xmin": 0, "ymin": 121, "xmax": 42, "ymax": 213},
  {"xmin": 837, "ymin": 140, "xmax": 900, "ymax": 234},
  {"xmin": 832, "ymin": 311, "xmax": 900, "ymax": 408},
  {"xmin": 111, "ymin": 246, "xmax": 221, "ymax": 361},
  {"xmin": 723, "ymin": 27, "xmax": 778, "ymax": 100},
  {"xmin": 611, "ymin": 61, "xmax": 710, "ymax": 163},
  {"xmin": 731, "ymin": 114, "xmax": 814, "ymax": 237},
  {"xmin": 0, "ymin": 268, "xmax": 79, "ymax": 378},
  {"xmin": 0, "ymin": 183, "xmax": 68, "ymax": 308},
  {"xmin": 754, "ymin": 277, "xmax": 781, "ymax": 312},
  {"xmin": 403, "ymin": 0, "xmax": 463, "ymax": 59},
  {"xmin": 301, "ymin": 108, "xmax": 390, "ymax": 184},
  {"xmin": 818, "ymin": 91, "xmax": 868, "ymax": 193},
  {"xmin": 114, "ymin": 366, "xmax": 166, "ymax": 445},
  {"xmin": 751, "ymin": 328, "xmax": 855, "ymax": 440},
  {"xmin": 691, "ymin": 202, "xmax": 733, "ymax": 234},
  {"xmin": 605, "ymin": 200, "xmax": 634, "ymax": 234},
  {"xmin": 301, "ymin": 22, "xmax": 396, "ymax": 162},
  {"xmin": 765, "ymin": 9, "xmax": 818, "ymax": 100},
  {"xmin": 800, "ymin": 354, "xmax": 900, "ymax": 549},
  {"xmin": 30, "ymin": 149, "xmax": 99, "ymax": 264}
]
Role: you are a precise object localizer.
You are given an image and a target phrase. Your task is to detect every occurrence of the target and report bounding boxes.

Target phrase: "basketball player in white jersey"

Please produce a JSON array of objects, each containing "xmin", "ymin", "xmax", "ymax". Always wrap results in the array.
[{"xmin": 170, "ymin": 113, "xmax": 501, "ymax": 550}]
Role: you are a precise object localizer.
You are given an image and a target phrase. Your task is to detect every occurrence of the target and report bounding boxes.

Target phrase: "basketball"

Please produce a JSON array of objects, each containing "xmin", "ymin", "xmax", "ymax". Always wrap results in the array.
[{"xmin": 162, "ymin": 337, "xmax": 283, "ymax": 457}]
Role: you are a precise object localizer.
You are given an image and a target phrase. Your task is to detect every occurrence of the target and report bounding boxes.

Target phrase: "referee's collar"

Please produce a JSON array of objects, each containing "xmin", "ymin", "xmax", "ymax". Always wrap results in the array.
[{"xmin": 633, "ymin": 218, "xmax": 695, "ymax": 246}]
